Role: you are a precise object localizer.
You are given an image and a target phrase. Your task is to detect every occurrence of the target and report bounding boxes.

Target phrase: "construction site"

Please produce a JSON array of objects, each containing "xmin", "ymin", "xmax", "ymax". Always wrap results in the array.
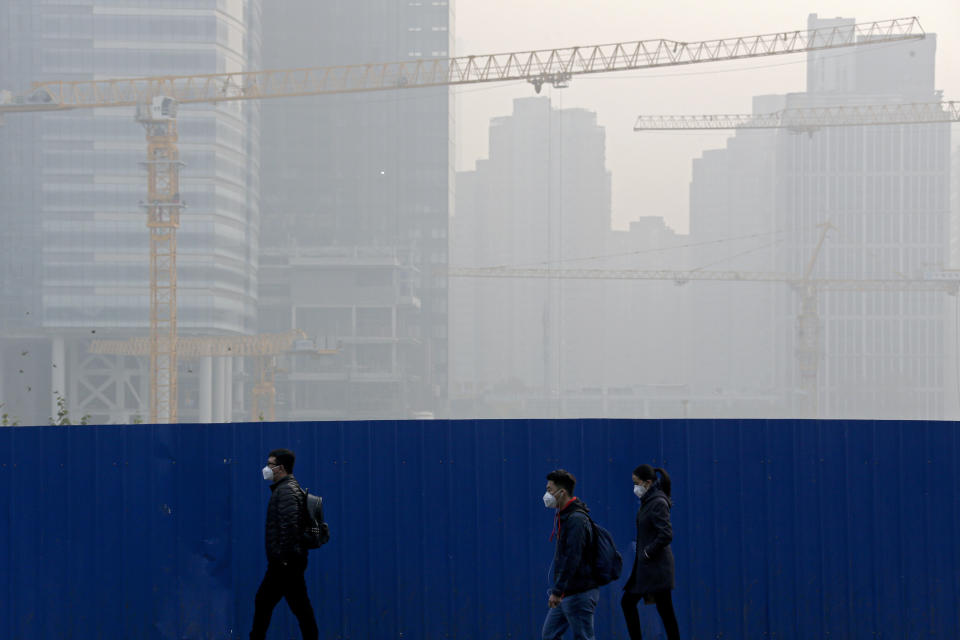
[
  {"xmin": 3, "ymin": 3, "xmax": 960, "ymax": 639},
  {"xmin": 0, "ymin": 5, "xmax": 958, "ymax": 426}
]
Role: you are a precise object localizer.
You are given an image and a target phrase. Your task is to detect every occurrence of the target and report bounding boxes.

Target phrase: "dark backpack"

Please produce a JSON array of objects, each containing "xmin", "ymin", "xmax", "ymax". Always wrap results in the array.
[
  {"xmin": 589, "ymin": 517, "xmax": 622, "ymax": 586},
  {"xmin": 300, "ymin": 488, "xmax": 330, "ymax": 549}
]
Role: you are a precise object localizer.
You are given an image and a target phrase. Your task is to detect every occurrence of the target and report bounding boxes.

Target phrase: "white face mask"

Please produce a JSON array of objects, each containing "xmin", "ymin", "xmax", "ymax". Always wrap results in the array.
[
  {"xmin": 634, "ymin": 484, "xmax": 647, "ymax": 499},
  {"xmin": 543, "ymin": 490, "xmax": 558, "ymax": 509},
  {"xmin": 262, "ymin": 466, "xmax": 274, "ymax": 482}
]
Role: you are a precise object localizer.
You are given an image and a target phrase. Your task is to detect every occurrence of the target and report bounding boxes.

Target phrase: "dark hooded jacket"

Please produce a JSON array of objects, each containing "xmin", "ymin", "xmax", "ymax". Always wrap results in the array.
[
  {"xmin": 624, "ymin": 485, "xmax": 675, "ymax": 595},
  {"xmin": 265, "ymin": 475, "xmax": 307, "ymax": 566},
  {"xmin": 549, "ymin": 498, "xmax": 598, "ymax": 597}
]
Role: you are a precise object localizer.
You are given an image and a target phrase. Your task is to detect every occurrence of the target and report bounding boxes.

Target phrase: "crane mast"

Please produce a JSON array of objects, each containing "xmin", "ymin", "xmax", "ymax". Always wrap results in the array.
[{"xmin": 137, "ymin": 97, "xmax": 183, "ymax": 424}]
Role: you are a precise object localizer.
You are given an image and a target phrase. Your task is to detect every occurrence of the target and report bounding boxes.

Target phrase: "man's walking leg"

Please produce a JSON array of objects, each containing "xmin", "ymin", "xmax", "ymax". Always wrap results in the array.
[
  {"xmin": 560, "ymin": 589, "xmax": 599, "ymax": 640},
  {"xmin": 284, "ymin": 566, "xmax": 319, "ymax": 640},
  {"xmin": 250, "ymin": 566, "xmax": 285, "ymax": 640},
  {"xmin": 541, "ymin": 603, "xmax": 570, "ymax": 640}
]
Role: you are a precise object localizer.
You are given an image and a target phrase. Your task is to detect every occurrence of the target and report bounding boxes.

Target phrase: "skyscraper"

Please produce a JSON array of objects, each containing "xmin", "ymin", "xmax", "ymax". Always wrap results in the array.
[
  {"xmin": 687, "ymin": 15, "xmax": 951, "ymax": 419},
  {"xmin": 0, "ymin": 1, "xmax": 262, "ymax": 424},
  {"xmin": 257, "ymin": 0, "xmax": 452, "ymax": 419},
  {"xmin": 451, "ymin": 97, "xmax": 612, "ymax": 413},
  {"xmin": 685, "ymin": 97, "xmax": 784, "ymax": 406},
  {"xmin": 780, "ymin": 16, "xmax": 948, "ymax": 418}
]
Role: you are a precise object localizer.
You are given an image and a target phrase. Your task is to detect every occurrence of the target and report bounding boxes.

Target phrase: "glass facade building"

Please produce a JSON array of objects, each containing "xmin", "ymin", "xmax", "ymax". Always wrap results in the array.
[
  {"xmin": 0, "ymin": 0, "xmax": 262, "ymax": 424},
  {"xmin": 774, "ymin": 17, "xmax": 949, "ymax": 418},
  {"xmin": 686, "ymin": 16, "xmax": 952, "ymax": 419}
]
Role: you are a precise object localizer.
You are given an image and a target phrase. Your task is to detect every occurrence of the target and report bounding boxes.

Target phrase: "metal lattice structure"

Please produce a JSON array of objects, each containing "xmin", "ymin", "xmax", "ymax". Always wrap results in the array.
[
  {"xmin": 89, "ymin": 330, "xmax": 336, "ymax": 421},
  {"xmin": 136, "ymin": 98, "xmax": 183, "ymax": 424},
  {"xmin": 447, "ymin": 266, "xmax": 960, "ymax": 292},
  {"xmin": 634, "ymin": 100, "xmax": 959, "ymax": 131},
  {"xmin": 89, "ymin": 329, "xmax": 313, "ymax": 358},
  {"xmin": 1, "ymin": 17, "xmax": 923, "ymax": 110},
  {"xmin": 71, "ymin": 353, "xmax": 149, "ymax": 425},
  {"xmin": 252, "ymin": 357, "xmax": 277, "ymax": 423}
]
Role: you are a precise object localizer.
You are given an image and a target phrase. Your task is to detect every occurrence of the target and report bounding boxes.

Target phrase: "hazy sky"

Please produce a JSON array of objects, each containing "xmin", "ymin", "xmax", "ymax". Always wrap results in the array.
[{"xmin": 453, "ymin": 1, "xmax": 960, "ymax": 234}]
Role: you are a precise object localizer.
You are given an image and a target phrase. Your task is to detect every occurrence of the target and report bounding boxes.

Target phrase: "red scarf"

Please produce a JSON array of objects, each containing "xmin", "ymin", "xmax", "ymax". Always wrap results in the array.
[{"xmin": 549, "ymin": 497, "xmax": 578, "ymax": 541}]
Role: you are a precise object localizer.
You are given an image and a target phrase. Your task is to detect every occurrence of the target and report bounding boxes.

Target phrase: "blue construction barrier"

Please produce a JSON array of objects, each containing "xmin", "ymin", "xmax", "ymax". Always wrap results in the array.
[{"xmin": 1, "ymin": 419, "xmax": 957, "ymax": 639}]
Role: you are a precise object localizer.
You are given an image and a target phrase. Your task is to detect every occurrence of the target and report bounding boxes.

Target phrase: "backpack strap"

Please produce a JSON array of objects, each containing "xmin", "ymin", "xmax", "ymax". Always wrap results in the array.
[{"xmin": 298, "ymin": 487, "xmax": 310, "ymax": 527}]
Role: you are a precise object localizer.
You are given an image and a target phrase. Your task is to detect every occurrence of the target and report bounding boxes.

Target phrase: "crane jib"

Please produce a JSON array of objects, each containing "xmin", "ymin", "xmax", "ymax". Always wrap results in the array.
[{"xmin": 0, "ymin": 17, "xmax": 924, "ymax": 112}]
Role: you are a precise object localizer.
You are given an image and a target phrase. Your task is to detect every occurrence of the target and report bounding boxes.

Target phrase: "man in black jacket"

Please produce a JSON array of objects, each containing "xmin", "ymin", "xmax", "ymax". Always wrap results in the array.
[
  {"xmin": 250, "ymin": 448, "xmax": 318, "ymax": 640},
  {"xmin": 541, "ymin": 469, "xmax": 600, "ymax": 640}
]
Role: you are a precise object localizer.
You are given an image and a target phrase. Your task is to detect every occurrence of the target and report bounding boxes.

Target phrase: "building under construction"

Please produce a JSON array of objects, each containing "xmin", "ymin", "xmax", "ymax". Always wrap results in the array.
[
  {"xmin": 0, "ymin": 1, "xmax": 262, "ymax": 425},
  {"xmin": 256, "ymin": 0, "xmax": 452, "ymax": 420}
]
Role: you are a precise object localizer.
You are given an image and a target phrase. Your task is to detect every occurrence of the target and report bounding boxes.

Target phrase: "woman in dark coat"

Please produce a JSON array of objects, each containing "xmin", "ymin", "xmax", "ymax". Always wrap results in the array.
[{"xmin": 621, "ymin": 464, "xmax": 680, "ymax": 640}]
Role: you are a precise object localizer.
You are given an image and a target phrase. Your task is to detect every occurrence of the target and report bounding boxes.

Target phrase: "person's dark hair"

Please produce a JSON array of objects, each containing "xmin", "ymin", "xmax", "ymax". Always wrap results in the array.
[
  {"xmin": 546, "ymin": 469, "xmax": 576, "ymax": 496},
  {"xmin": 269, "ymin": 448, "xmax": 296, "ymax": 473},
  {"xmin": 634, "ymin": 464, "xmax": 671, "ymax": 498}
]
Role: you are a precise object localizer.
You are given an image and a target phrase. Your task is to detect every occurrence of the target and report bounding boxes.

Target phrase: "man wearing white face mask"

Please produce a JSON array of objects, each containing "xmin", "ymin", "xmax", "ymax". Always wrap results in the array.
[
  {"xmin": 541, "ymin": 469, "xmax": 600, "ymax": 640},
  {"xmin": 250, "ymin": 448, "xmax": 318, "ymax": 640}
]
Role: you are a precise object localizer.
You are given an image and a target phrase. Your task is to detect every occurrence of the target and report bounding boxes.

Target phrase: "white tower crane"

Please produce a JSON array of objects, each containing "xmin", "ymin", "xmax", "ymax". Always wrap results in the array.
[{"xmin": 633, "ymin": 100, "xmax": 959, "ymax": 132}]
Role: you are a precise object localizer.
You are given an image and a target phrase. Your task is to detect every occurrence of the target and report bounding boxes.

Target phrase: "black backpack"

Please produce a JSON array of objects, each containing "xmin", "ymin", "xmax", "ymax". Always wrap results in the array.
[
  {"xmin": 589, "ymin": 517, "xmax": 623, "ymax": 586},
  {"xmin": 300, "ymin": 488, "xmax": 330, "ymax": 549}
]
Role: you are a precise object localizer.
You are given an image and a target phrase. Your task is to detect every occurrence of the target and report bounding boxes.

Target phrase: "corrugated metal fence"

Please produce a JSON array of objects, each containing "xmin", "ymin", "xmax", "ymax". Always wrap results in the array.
[{"xmin": 1, "ymin": 419, "xmax": 958, "ymax": 639}]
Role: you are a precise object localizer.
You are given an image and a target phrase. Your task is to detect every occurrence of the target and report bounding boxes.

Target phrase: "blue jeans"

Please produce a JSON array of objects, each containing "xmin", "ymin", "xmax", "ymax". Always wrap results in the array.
[{"xmin": 541, "ymin": 588, "xmax": 599, "ymax": 640}]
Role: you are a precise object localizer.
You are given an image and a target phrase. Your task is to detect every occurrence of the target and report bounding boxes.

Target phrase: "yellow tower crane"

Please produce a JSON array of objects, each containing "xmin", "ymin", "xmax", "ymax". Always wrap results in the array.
[
  {"xmin": 137, "ymin": 97, "xmax": 182, "ymax": 425},
  {"xmin": 0, "ymin": 17, "xmax": 924, "ymax": 422},
  {"xmin": 88, "ymin": 330, "xmax": 337, "ymax": 422}
]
